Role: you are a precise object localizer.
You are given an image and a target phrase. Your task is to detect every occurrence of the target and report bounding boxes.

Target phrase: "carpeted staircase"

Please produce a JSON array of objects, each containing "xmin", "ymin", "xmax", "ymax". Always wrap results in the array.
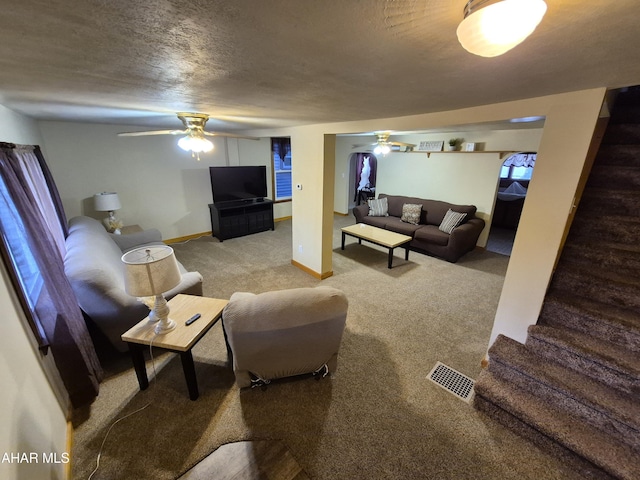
[{"xmin": 474, "ymin": 87, "xmax": 640, "ymax": 480}]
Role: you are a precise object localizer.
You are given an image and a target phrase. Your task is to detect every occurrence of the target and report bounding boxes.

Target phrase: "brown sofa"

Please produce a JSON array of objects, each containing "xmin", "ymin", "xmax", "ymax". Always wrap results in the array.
[{"xmin": 353, "ymin": 194, "xmax": 485, "ymax": 262}]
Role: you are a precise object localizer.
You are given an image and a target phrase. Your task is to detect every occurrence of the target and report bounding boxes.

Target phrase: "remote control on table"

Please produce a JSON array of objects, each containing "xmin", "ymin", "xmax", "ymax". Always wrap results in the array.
[{"xmin": 185, "ymin": 313, "xmax": 201, "ymax": 326}]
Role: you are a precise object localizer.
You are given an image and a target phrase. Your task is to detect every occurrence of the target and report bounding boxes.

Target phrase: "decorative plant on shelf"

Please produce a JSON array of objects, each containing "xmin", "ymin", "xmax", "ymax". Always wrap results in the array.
[{"xmin": 448, "ymin": 138, "xmax": 462, "ymax": 151}]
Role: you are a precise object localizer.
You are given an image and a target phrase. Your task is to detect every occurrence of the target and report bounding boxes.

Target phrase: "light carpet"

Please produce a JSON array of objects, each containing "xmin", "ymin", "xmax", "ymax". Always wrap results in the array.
[{"xmin": 71, "ymin": 214, "xmax": 585, "ymax": 479}]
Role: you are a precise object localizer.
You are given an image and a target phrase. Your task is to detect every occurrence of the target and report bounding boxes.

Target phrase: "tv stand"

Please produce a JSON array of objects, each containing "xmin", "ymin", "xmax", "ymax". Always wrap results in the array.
[{"xmin": 208, "ymin": 199, "xmax": 274, "ymax": 241}]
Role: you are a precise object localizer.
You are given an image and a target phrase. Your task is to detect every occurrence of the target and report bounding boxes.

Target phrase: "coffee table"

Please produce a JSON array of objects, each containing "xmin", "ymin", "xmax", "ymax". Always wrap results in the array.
[
  {"xmin": 341, "ymin": 223, "xmax": 412, "ymax": 268},
  {"xmin": 121, "ymin": 294, "xmax": 228, "ymax": 400}
]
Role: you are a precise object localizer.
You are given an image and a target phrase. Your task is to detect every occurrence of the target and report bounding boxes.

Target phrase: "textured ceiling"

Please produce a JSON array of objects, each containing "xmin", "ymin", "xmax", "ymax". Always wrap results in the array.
[{"xmin": 1, "ymin": 0, "xmax": 640, "ymax": 131}]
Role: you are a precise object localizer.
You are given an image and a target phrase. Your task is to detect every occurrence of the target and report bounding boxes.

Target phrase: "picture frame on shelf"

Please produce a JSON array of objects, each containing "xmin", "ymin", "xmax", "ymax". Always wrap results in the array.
[
  {"xmin": 465, "ymin": 142, "xmax": 476, "ymax": 152},
  {"xmin": 416, "ymin": 140, "xmax": 444, "ymax": 152}
]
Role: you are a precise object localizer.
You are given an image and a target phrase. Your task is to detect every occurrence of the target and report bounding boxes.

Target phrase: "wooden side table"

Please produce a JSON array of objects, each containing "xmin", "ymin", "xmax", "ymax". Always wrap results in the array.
[{"xmin": 121, "ymin": 294, "xmax": 228, "ymax": 400}]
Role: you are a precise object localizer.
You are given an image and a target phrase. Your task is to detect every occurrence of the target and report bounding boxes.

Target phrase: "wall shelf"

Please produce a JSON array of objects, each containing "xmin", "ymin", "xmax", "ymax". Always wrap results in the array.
[{"xmin": 410, "ymin": 150, "xmax": 516, "ymax": 159}]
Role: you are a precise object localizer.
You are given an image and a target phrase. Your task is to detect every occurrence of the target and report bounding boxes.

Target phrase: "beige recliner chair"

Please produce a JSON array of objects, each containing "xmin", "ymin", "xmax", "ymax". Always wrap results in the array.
[{"xmin": 222, "ymin": 286, "xmax": 348, "ymax": 388}]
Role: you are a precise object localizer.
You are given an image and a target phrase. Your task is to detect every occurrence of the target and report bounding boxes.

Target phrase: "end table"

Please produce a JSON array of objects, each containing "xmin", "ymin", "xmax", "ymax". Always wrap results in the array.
[{"xmin": 121, "ymin": 294, "xmax": 228, "ymax": 400}]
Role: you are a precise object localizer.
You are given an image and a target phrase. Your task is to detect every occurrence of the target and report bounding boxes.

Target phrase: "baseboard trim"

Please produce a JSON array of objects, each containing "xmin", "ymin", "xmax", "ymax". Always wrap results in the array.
[
  {"xmin": 165, "ymin": 232, "xmax": 212, "ymax": 244},
  {"xmin": 291, "ymin": 259, "xmax": 333, "ymax": 279},
  {"xmin": 165, "ymin": 219, "xmax": 290, "ymax": 243}
]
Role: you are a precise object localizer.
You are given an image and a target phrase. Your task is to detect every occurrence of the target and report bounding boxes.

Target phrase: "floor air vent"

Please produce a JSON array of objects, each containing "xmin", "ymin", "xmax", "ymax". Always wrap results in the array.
[{"xmin": 427, "ymin": 362, "xmax": 475, "ymax": 403}]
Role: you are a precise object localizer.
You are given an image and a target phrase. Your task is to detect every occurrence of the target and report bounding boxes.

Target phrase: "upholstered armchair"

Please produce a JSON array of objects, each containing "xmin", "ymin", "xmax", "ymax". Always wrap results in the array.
[{"xmin": 222, "ymin": 286, "xmax": 348, "ymax": 388}]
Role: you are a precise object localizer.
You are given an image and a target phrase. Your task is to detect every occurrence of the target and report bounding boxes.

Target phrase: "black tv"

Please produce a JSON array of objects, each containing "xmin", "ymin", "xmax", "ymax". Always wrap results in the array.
[{"xmin": 209, "ymin": 166, "xmax": 268, "ymax": 204}]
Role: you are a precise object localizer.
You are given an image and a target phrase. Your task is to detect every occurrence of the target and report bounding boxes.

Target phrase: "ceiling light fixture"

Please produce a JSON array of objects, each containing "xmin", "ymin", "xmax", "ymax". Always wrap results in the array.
[
  {"xmin": 456, "ymin": 0, "xmax": 547, "ymax": 57},
  {"xmin": 178, "ymin": 133, "xmax": 214, "ymax": 160},
  {"xmin": 373, "ymin": 143, "xmax": 391, "ymax": 155}
]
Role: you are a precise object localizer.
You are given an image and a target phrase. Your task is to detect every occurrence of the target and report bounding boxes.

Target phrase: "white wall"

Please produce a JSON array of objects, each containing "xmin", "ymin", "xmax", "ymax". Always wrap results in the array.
[
  {"xmin": 38, "ymin": 121, "xmax": 279, "ymax": 240},
  {"xmin": 0, "ymin": 104, "xmax": 44, "ymax": 145},
  {"xmin": 290, "ymin": 128, "xmax": 333, "ymax": 274},
  {"xmin": 0, "ymin": 105, "xmax": 69, "ymax": 480}
]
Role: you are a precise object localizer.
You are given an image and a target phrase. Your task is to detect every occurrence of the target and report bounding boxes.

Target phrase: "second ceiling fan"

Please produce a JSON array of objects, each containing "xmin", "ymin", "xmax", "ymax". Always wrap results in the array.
[{"xmin": 353, "ymin": 132, "xmax": 416, "ymax": 155}]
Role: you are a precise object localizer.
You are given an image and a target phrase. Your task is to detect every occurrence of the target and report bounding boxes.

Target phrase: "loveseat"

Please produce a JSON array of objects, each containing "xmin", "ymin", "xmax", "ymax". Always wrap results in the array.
[
  {"xmin": 64, "ymin": 216, "xmax": 203, "ymax": 351},
  {"xmin": 353, "ymin": 194, "xmax": 485, "ymax": 262}
]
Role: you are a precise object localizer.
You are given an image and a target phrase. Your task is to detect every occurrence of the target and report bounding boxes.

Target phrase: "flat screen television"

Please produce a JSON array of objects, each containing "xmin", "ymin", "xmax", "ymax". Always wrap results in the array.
[{"xmin": 209, "ymin": 166, "xmax": 268, "ymax": 204}]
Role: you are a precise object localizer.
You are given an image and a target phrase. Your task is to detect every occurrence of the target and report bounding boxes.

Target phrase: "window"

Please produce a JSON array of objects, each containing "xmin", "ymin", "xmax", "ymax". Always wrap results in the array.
[
  {"xmin": 500, "ymin": 165, "xmax": 533, "ymax": 181},
  {"xmin": 271, "ymin": 138, "xmax": 292, "ymax": 201},
  {"xmin": 0, "ymin": 189, "xmax": 43, "ymax": 303},
  {"xmin": 0, "ymin": 173, "xmax": 48, "ymax": 349},
  {"xmin": 500, "ymin": 152, "xmax": 536, "ymax": 181}
]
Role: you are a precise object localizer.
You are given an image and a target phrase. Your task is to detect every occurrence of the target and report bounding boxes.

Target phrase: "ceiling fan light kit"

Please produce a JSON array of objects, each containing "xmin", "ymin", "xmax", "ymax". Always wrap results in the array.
[
  {"xmin": 372, "ymin": 132, "xmax": 416, "ymax": 155},
  {"xmin": 177, "ymin": 135, "xmax": 214, "ymax": 153},
  {"xmin": 457, "ymin": 0, "xmax": 547, "ymax": 57},
  {"xmin": 373, "ymin": 143, "xmax": 391, "ymax": 155},
  {"xmin": 118, "ymin": 112, "xmax": 259, "ymax": 161}
]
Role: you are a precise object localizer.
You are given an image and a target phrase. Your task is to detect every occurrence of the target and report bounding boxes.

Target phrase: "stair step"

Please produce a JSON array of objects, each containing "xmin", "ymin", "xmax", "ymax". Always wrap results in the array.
[
  {"xmin": 474, "ymin": 369, "xmax": 640, "ymax": 480},
  {"xmin": 539, "ymin": 293, "xmax": 640, "ymax": 352},
  {"xmin": 586, "ymin": 165, "xmax": 640, "ymax": 190},
  {"xmin": 549, "ymin": 262, "xmax": 640, "ymax": 313},
  {"xmin": 602, "ymin": 124, "xmax": 640, "ymax": 144},
  {"xmin": 568, "ymin": 214, "xmax": 640, "ymax": 246},
  {"xmin": 594, "ymin": 144, "xmax": 640, "ymax": 167},
  {"xmin": 487, "ymin": 335, "xmax": 640, "ymax": 449},
  {"xmin": 578, "ymin": 188, "xmax": 640, "ymax": 218},
  {"xmin": 559, "ymin": 242, "xmax": 640, "ymax": 278},
  {"xmin": 526, "ymin": 325, "xmax": 640, "ymax": 395}
]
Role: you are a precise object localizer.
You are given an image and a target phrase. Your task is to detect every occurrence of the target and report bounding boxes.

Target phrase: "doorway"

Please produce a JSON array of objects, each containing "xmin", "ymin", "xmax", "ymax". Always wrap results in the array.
[{"xmin": 486, "ymin": 152, "xmax": 536, "ymax": 256}]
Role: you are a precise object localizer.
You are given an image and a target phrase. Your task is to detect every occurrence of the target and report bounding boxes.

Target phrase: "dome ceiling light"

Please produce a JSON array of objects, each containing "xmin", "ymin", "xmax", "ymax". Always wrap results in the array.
[{"xmin": 456, "ymin": 0, "xmax": 547, "ymax": 58}]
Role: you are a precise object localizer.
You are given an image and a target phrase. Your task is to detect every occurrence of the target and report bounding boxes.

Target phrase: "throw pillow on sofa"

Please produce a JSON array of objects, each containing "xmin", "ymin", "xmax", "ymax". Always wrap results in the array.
[
  {"xmin": 400, "ymin": 203, "xmax": 422, "ymax": 225},
  {"xmin": 368, "ymin": 197, "xmax": 389, "ymax": 217},
  {"xmin": 439, "ymin": 209, "xmax": 467, "ymax": 234}
]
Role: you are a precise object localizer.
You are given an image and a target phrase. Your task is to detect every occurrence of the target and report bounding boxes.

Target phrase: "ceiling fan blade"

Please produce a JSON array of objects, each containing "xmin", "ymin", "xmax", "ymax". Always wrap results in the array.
[
  {"xmin": 118, "ymin": 129, "xmax": 186, "ymax": 137},
  {"xmin": 202, "ymin": 131, "xmax": 260, "ymax": 140},
  {"xmin": 389, "ymin": 141, "xmax": 417, "ymax": 147}
]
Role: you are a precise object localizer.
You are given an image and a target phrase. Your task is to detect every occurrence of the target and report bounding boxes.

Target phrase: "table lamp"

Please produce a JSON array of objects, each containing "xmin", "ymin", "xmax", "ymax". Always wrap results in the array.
[
  {"xmin": 122, "ymin": 246, "xmax": 182, "ymax": 334},
  {"xmin": 94, "ymin": 192, "xmax": 122, "ymax": 233}
]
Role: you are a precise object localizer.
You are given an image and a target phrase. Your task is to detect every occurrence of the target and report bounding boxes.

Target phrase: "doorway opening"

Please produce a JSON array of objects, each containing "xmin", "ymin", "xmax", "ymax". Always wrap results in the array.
[{"xmin": 486, "ymin": 152, "xmax": 536, "ymax": 256}]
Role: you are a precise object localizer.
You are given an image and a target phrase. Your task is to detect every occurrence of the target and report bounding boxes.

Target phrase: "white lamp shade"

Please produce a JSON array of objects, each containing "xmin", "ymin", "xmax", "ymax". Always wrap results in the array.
[
  {"xmin": 94, "ymin": 192, "xmax": 122, "ymax": 212},
  {"xmin": 457, "ymin": 0, "xmax": 547, "ymax": 57},
  {"xmin": 122, "ymin": 246, "xmax": 182, "ymax": 296}
]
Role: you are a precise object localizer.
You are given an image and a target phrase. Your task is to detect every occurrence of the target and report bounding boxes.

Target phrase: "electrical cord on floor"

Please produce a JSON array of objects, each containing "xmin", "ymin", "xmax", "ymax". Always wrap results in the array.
[{"xmin": 87, "ymin": 332, "xmax": 160, "ymax": 480}]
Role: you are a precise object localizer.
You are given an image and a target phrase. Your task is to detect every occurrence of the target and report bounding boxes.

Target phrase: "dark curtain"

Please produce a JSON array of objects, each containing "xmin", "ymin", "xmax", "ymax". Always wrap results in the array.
[
  {"xmin": 352, "ymin": 153, "xmax": 377, "ymax": 203},
  {"xmin": 272, "ymin": 137, "xmax": 291, "ymax": 165},
  {"xmin": 0, "ymin": 144, "xmax": 102, "ymax": 408}
]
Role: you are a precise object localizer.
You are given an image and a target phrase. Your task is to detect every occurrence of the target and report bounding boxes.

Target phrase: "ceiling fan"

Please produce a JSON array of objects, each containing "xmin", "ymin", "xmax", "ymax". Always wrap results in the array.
[
  {"xmin": 353, "ymin": 132, "xmax": 416, "ymax": 155},
  {"xmin": 118, "ymin": 113, "xmax": 259, "ymax": 160}
]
